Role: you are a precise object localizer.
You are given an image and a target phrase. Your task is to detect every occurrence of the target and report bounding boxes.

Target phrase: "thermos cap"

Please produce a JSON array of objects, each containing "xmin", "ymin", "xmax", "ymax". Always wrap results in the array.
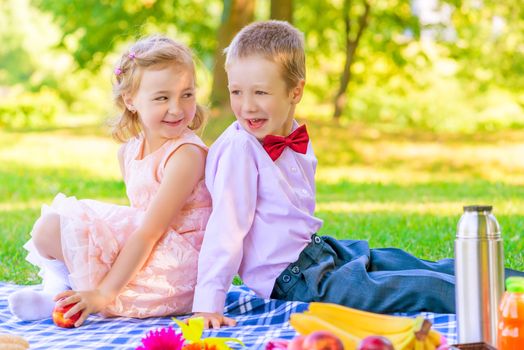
[
  {"xmin": 463, "ymin": 205, "xmax": 492, "ymax": 212},
  {"xmin": 456, "ymin": 205, "xmax": 500, "ymax": 239}
]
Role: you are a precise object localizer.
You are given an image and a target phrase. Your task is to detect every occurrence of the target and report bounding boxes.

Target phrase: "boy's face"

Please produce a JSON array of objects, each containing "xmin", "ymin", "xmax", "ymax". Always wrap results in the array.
[{"xmin": 226, "ymin": 55, "xmax": 304, "ymax": 141}]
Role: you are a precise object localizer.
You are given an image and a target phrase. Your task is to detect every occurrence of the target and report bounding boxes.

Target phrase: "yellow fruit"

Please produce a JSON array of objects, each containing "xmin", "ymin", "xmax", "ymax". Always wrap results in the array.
[
  {"xmin": 289, "ymin": 313, "xmax": 360, "ymax": 350},
  {"xmin": 307, "ymin": 302, "xmax": 422, "ymax": 350},
  {"xmin": 304, "ymin": 309, "xmax": 414, "ymax": 346},
  {"xmin": 427, "ymin": 329, "xmax": 443, "ymax": 347},
  {"xmin": 293, "ymin": 303, "xmax": 445, "ymax": 350},
  {"xmin": 308, "ymin": 302, "xmax": 416, "ymax": 334},
  {"xmin": 414, "ymin": 338, "xmax": 425, "ymax": 350}
]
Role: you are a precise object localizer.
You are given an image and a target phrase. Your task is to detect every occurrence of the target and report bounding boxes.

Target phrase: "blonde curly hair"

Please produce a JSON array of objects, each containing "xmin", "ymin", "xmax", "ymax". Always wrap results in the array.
[{"xmin": 111, "ymin": 34, "xmax": 206, "ymax": 143}]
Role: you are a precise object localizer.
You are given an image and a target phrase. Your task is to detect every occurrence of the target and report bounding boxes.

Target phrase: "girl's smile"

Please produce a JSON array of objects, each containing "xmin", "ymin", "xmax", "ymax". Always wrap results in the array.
[{"xmin": 162, "ymin": 118, "xmax": 184, "ymax": 127}]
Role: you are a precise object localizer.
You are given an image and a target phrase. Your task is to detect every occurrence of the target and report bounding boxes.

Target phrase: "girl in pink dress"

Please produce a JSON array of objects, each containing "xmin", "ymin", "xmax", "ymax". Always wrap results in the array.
[{"xmin": 8, "ymin": 35, "xmax": 212, "ymax": 327}]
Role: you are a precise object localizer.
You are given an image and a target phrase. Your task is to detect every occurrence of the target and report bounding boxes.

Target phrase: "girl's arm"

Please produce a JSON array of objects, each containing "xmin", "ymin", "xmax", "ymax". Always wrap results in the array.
[
  {"xmin": 56, "ymin": 143, "xmax": 206, "ymax": 326},
  {"xmin": 117, "ymin": 144, "xmax": 126, "ymax": 180}
]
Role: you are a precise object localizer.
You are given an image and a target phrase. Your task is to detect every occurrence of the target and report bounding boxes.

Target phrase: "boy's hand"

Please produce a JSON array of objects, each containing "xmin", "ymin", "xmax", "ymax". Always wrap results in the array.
[{"xmin": 191, "ymin": 312, "xmax": 237, "ymax": 329}]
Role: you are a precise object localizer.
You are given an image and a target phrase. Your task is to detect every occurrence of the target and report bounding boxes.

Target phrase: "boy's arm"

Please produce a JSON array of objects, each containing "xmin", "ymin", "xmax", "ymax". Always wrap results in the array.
[{"xmin": 192, "ymin": 139, "xmax": 258, "ymax": 322}]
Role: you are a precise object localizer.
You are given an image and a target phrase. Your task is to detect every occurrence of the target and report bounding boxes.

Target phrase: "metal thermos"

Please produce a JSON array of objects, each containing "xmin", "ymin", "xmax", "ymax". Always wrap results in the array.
[{"xmin": 455, "ymin": 205, "xmax": 505, "ymax": 347}]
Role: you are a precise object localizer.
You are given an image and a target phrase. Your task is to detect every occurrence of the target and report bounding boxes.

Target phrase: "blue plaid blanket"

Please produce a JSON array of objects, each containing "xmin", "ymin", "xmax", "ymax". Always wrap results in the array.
[{"xmin": 0, "ymin": 283, "xmax": 457, "ymax": 349}]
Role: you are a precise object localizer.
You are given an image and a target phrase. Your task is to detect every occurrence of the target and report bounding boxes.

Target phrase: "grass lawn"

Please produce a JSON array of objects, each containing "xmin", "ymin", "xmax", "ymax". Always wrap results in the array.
[{"xmin": 1, "ymin": 116, "xmax": 523, "ymax": 284}]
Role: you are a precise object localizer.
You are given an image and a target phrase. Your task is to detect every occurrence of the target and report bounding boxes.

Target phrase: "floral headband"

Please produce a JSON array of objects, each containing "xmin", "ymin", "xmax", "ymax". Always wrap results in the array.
[{"xmin": 114, "ymin": 52, "xmax": 137, "ymax": 76}]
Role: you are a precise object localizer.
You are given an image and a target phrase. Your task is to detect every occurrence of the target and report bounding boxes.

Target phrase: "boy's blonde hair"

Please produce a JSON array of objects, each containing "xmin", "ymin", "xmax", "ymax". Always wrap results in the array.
[
  {"xmin": 111, "ymin": 34, "xmax": 206, "ymax": 142},
  {"xmin": 225, "ymin": 20, "xmax": 305, "ymax": 90}
]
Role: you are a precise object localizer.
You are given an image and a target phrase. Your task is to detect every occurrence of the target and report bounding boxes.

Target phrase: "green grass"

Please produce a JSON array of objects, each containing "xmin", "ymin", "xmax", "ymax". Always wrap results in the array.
[{"xmin": 1, "ymin": 116, "xmax": 523, "ymax": 284}]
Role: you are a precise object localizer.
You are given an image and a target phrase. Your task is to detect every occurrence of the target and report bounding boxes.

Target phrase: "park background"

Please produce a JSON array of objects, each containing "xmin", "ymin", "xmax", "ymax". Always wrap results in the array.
[{"xmin": 1, "ymin": 0, "xmax": 523, "ymax": 285}]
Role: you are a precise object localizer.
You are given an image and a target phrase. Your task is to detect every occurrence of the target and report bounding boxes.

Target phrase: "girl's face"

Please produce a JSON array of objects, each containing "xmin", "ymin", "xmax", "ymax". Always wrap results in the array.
[{"xmin": 125, "ymin": 63, "xmax": 196, "ymax": 150}]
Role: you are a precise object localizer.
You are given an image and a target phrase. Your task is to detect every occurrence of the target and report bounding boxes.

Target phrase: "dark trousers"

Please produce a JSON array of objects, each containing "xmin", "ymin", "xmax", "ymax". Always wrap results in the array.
[{"xmin": 271, "ymin": 234, "xmax": 523, "ymax": 313}]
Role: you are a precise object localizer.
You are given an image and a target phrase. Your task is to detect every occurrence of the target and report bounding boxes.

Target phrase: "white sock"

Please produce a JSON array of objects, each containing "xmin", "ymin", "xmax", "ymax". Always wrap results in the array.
[
  {"xmin": 8, "ymin": 259, "xmax": 70, "ymax": 321},
  {"xmin": 41, "ymin": 258, "xmax": 70, "ymax": 294},
  {"xmin": 8, "ymin": 289, "xmax": 56, "ymax": 321}
]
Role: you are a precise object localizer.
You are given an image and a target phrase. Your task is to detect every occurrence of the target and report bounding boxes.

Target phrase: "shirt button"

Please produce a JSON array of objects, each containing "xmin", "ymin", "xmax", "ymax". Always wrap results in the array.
[
  {"xmin": 291, "ymin": 266, "xmax": 300, "ymax": 274},
  {"xmin": 282, "ymin": 274, "xmax": 291, "ymax": 283},
  {"xmin": 291, "ymin": 167, "xmax": 297, "ymax": 172},
  {"xmin": 301, "ymin": 189, "xmax": 308, "ymax": 195}
]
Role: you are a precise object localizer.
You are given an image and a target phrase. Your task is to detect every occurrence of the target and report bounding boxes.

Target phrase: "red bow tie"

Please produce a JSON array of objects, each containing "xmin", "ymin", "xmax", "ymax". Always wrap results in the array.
[{"xmin": 262, "ymin": 124, "xmax": 309, "ymax": 161}]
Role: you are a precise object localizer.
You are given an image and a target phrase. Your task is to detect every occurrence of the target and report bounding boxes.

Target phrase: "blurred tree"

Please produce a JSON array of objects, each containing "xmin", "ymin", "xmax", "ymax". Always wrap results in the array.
[
  {"xmin": 270, "ymin": 0, "xmax": 293, "ymax": 23},
  {"xmin": 0, "ymin": 1, "xmax": 33, "ymax": 85},
  {"xmin": 33, "ymin": 0, "xmax": 261, "ymax": 107},
  {"xmin": 442, "ymin": 0, "xmax": 524, "ymax": 91},
  {"xmin": 0, "ymin": 0, "xmax": 71, "ymax": 127},
  {"xmin": 32, "ymin": 0, "xmax": 218, "ymax": 70},
  {"xmin": 29, "ymin": 0, "xmax": 425, "ymax": 115},
  {"xmin": 15, "ymin": 0, "xmax": 524, "ymax": 129},
  {"xmin": 210, "ymin": 0, "xmax": 256, "ymax": 107},
  {"xmin": 333, "ymin": 0, "xmax": 370, "ymax": 120},
  {"xmin": 295, "ymin": 0, "xmax": 421, "ymax": 119}
]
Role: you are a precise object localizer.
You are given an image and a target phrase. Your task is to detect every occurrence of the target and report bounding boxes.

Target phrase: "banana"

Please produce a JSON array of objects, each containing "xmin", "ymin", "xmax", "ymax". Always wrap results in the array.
[
  {"xmin": 412, "ymin": 319, "xmax": 442, "ymax": 350},
  {"xmin": 396, "ymin": 336, "xmax": 415, "ymax": 350},
  {"xmin": 289, "ymin": 313, "xmax": 361, "ymax": 350},
  {"xmin": 304, "ymin": 309, "xmax": 415, "ymax": 349},
  {"xmin": 307, "ymin": 302, "xmax": 422, "ymax": 350},
  {"xmin": 423, "ymin": 338, "xmax": 437, "ymax": 350},
  {"xmin": 292, "ymin": 303, "xmax": 445, "ymax": 350},
  {"xmin": 308, "ymin": 302, "xmax": 416, "ymax": 334},
  {"xmin": 419, "ymin": 333, "xmax": 441, "ymax": 350},
  {"xmin": 393, "ymin": 318, "xmax": 432, "ymax": 350},
  {"xmin": 427, "ymin": 329, "xmax": 443, "ymax": 347},
  {"xmin": 414, "ymin": 339, "xmax": 424, "ymax": 350}
]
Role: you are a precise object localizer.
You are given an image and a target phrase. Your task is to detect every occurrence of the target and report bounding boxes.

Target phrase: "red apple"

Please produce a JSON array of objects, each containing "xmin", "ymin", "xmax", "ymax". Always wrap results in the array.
[
  {"xmin": 52, "ymin": 299, "xmax": 81, "ymax": 328},
  {"xmin": 288, "ymin": 336, "xmax": 305, "ymax": 350},
  {"xmin": 357, "ymin": 336, "xmax": 394, "ymax": 350},
  {"xmin": 302, "ymin": 331, "xmax": 344, "ymax": 350}
]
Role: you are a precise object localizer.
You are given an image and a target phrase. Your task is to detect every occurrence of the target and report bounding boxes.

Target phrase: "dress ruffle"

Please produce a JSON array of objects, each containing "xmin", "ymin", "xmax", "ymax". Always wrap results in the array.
[{"xmin": 24, "ymin": 132, "xmax": 211, "ymax": 318}]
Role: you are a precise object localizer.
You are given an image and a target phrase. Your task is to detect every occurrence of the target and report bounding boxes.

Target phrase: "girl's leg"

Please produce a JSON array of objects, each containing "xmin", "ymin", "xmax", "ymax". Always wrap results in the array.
[
  {"xmin": 31, "ymin": 213, "xmax": 65, "ymax": 262},
  {"xmin": 8, "ymin": 213, "xmax": 70, "ymax": 321}
]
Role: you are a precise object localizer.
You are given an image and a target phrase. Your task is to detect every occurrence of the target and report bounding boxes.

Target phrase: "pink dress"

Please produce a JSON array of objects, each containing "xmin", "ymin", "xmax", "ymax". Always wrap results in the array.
[{"xmin": 25, "ymin": 130, "xmax": 211, "ymax": 318}]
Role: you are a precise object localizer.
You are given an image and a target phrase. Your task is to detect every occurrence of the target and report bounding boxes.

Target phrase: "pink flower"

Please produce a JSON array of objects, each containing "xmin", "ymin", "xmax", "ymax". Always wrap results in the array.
[
  {"xmin": 265, "ymin": 339, "xmax": 290, "ymax": 350},
  {"xmin": 136, "ymin": 326, "xmax": 185, "ymax": 350}
]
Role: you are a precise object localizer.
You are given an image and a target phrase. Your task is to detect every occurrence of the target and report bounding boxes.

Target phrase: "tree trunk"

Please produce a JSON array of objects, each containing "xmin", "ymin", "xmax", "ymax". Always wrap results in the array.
[
  {"xmin": 210, "ymin": 0, "xmax": 256, "ymax": 108},
  {"xmin": 270, "ymin": 0, "xmax": 293, "ymax": 23},
  {"xmin": 333, "ymin": 0, "xmax": 370, "ymax": 120}
]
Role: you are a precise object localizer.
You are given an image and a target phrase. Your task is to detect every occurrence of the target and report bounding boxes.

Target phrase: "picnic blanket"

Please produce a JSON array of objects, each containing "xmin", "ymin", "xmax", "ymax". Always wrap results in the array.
[{"xmin": 0, "ymin": 283, "xmax": 457, "ymax": 349}]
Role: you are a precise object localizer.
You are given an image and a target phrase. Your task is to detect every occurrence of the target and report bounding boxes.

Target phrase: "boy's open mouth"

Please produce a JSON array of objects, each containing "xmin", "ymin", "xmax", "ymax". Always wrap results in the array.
[{"xmin": 246, "ymin": 118, "xmax": 266, "ymax": 129}]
